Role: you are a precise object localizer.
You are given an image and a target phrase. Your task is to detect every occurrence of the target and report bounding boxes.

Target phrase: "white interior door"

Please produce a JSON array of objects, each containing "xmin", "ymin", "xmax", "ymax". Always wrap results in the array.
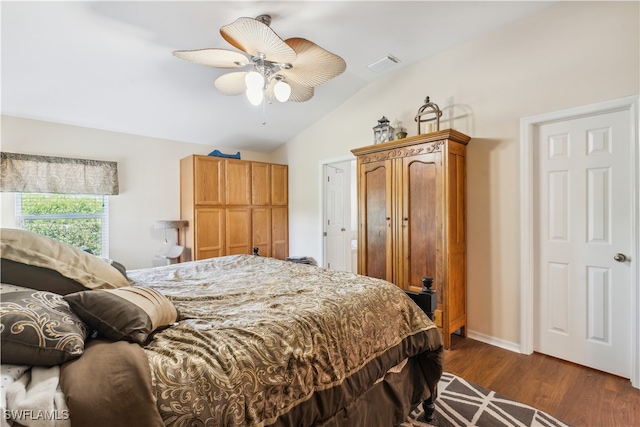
[
  {"xmin": 534, "ymin": 109, "xmax": 632, "ymax": 378},
  {"xmin": 324, "ymin": 163, "xmax": 348, "ymax": 271}
]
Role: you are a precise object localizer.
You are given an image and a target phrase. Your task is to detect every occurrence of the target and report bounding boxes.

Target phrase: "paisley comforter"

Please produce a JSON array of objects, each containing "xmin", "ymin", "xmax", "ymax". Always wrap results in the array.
[{"xmin": 65, "ymin": 255, "xmax": 443, "ymax": 426}]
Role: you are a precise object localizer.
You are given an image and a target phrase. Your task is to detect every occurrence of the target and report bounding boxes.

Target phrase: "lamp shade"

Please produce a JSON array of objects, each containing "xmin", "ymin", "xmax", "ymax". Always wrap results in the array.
[
  {"xmin": 274, "ymin": 80, "xmax": 291, "ymax": 102},
  {"xmin": 245, "ymin": 71, "xmax": 264, "ymax": 90},
  {"xmin": 154, "ymin": 220, "xmax": 188, "ymax": 230},
  {"xmin": 246, "ymin": 87, "xmax": 264, "ymax": 105}
]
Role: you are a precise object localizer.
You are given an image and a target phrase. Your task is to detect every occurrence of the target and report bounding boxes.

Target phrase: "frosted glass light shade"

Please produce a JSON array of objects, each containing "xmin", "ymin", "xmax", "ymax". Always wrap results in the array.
[
  {"xmin": 274, "ymin": 80, "xmax": 291, "ymax": 102},
  {"xmin": 245, "ymin": 70, "xmax": 264, "ymax": 90},
  {"xmin": 246, "ymin": 87, "xmax": 264, "ymax": 105}
]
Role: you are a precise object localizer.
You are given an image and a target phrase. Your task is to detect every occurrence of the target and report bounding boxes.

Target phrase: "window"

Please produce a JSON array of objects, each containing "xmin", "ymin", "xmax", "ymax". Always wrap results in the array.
[{"xmin": 16, "ymin": 193, "xmax": 109, "ymax": 257}]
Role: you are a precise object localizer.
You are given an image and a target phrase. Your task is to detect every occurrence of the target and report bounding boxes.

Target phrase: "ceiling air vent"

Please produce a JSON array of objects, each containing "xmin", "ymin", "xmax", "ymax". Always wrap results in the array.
[{"xmin": 367, "ymin": 54, "xmax": 401, "ymax": 73}]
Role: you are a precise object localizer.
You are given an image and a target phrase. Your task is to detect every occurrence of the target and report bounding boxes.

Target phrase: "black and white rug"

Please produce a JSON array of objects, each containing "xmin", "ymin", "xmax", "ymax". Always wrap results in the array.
[{"xmin": 402, "ymin": 373, "xmax": 573, "ymax": 427}]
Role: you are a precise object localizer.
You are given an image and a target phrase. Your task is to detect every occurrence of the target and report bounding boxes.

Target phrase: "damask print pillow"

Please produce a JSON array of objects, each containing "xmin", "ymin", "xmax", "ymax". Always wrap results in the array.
[{"xmin": 0, "ymin": 290, "xmax": 89, "ymax": 366}]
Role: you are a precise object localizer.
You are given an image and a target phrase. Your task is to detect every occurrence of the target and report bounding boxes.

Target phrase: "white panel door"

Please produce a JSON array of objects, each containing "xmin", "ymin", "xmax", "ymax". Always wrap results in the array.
[
  {"xmin": 325, "ymin": 165, "xmax": 347, "ymax": 271},
  {"xmin": 535, "ymin": 109, "xmax": 632, "ymax": 377}
]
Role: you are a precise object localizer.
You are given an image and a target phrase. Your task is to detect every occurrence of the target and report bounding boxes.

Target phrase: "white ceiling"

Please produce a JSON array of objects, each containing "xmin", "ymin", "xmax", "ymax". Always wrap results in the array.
[{"xmin": 1, "ymin": 1, "xmax": 553, "ymax": 153}]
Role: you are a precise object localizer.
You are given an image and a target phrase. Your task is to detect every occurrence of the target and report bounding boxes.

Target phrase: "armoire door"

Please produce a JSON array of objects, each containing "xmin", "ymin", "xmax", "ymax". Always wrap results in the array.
[
  {"xmin": 271, "ymin": 207, "xmax": 288, "ymax": 260},
  {"xmin": 252, "ymin": 207, "xmax": 272, "ymax": 257},
  {"xmin": 225, "ymin": 160, "xmax": 251, "ymax": 205},
  {"xmin": 195, "ymin": 208, "xmax": 225, "ymax": 259},
  {"xmin": 358, "ymin": 159, "xmax": 393, "ymax": 282},
  {"xmin": 226, "ymin": 207, "xmax": 251, "ymax": 255},
  {"xmin": 194, "ymin": 156, "xmax": 224, "ymax": 205},
  {"xmin": 252, "ymin": 163, "xmax": 271, "ymax": 206},
  {"xmin": 398, "ymin": 152, "xmax": 441, "ymax": 293},
  {"xmin": 271, "ymin": 164, "xmax": 288, "ymax": 206}
]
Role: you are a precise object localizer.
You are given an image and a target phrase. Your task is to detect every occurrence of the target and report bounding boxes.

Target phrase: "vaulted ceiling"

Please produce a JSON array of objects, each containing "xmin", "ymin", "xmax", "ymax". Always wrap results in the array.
[{"xmin": 1, "ymin": 1, "xmax": 553, "ymax": 152}]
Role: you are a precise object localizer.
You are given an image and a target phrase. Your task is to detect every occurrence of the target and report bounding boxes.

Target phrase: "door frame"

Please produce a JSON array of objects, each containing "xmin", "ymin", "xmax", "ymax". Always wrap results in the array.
[
  {"xmin": 320, "ymin": 156, "xmax": 356, "ymax": 270},
  {"xmin": 520, "ymin": 95, "xmax": 639, "ymax": 388}
]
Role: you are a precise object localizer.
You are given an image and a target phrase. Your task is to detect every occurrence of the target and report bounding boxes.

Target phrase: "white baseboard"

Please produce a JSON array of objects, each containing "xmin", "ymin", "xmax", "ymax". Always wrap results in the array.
[{"xmin": 465, "ymin": 330, "xmax": 522, "ymax": 354}]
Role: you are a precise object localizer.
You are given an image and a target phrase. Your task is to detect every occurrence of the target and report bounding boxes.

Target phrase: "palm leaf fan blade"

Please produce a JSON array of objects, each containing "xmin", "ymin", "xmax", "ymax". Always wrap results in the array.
[
  {"xmin": 214, "ymin": 72, "xmax": 249, "ymax": 96},
  {"xmin": 281, "ymin": 38, "xmax": 346, "ymax": 87},
  {"xmin": 265, "ymin": 78, "xmax": 314, "ymax": 102},
  {"xmin": 172, "ymin": 48, "xmax": 249, "ymax": 68},
  {"xmin": 221, "ymin": 17, "xmax": 297, "ymax": 64},
  {"xmin": 287, "ymin": 82, "xmax": 314, "ymax": 102}
]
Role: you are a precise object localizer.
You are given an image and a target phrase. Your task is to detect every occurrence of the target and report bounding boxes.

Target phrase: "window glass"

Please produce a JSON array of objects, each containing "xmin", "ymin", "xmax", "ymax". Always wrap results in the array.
[{"xmin": 16, "ymin": 193, "xmax": 109, "ymax": 257}]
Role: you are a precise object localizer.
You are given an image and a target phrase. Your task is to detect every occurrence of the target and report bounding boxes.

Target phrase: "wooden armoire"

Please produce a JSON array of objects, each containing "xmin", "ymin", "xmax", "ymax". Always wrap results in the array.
[
  {"xmin": 180, "ymin": 155, "xmax": 288, "ymax": 261},
  {"xmin": 351, "ymin": 129, "xmax": 470, "ymax": 349}
]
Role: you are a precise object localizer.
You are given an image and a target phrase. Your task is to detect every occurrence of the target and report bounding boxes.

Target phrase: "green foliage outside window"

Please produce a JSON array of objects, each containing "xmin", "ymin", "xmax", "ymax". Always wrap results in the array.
[{"xmin": 20, "ymin": 194, "xmax": 106, "ymax": 256}]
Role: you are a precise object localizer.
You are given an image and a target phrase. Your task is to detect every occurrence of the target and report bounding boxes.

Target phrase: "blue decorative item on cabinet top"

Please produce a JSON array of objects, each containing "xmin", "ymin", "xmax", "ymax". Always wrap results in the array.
[{"xmin": 208, "ymin": 149, "xmax": 241, "ymax": 159}]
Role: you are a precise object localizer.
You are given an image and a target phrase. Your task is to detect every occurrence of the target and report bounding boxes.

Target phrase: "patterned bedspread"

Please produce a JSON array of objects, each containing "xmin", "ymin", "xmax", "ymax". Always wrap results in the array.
[{"xmin": 127, "ymin": 255, "xmax": 442, "ymax": 426}]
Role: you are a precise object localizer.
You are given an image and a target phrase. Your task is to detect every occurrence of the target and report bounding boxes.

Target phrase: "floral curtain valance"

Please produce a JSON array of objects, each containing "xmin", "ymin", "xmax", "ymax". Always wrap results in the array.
[{"xmin": 0, "ymin": 152, "xmax": 119, "ymax": 195}]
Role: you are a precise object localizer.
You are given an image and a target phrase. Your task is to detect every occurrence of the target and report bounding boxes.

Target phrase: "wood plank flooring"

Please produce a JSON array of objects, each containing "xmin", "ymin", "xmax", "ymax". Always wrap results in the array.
[{"xmin": 443, "ymin": 336, "xmax": 640, "ymax": 427}]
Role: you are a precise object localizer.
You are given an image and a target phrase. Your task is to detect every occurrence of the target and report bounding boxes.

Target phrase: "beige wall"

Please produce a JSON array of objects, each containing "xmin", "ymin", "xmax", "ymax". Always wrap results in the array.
[
  {"xmin": 271, "ymin": 1, "xmax": 639, "ymax": 347},
  {"xmin": 0, "ymin": 116, "xmax": 272, "ymax": 269}
]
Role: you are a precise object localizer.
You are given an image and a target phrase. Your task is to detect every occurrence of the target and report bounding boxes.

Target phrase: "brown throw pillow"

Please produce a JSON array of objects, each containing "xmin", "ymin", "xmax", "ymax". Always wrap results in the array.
[
  {"xmin": 1, "ymin": 290, "xmax": 88, "ymax": 366},
  {"xmin": 0, "ymin": 228, "xmax": 130, "ymax": 294},
  {"xmin": 1, "ymin": 258, "xmax": 87, "ymax": 295},
  {"xmin": 64, "ymin": 287, "xmax": 178, "ymax": 344},
  {"xmin": 60, "ymin": 339, "xmax": 165, "ymax": 427}
]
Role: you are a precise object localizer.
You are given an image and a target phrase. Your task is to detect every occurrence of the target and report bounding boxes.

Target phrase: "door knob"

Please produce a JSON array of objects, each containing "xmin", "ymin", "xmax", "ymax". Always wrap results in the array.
[{"xmin": 614, "ymin": 253, "xmax": 628, "ymax": 262}]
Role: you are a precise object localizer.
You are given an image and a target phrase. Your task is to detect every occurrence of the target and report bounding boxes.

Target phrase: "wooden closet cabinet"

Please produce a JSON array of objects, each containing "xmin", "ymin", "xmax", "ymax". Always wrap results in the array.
[
  {"xmin": 351, "ymin": 130, "xmax": 470, "ymax": 349},
  {"xmin": 180, "ymin": 155, "xmax": 288, "ymax": 261}
]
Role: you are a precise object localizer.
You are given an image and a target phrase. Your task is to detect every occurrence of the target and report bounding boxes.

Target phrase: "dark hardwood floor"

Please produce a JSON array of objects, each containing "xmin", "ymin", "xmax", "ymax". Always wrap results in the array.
[{"xmin": 443, "ymin": 336, "xmax": 640, "ymax": 427}]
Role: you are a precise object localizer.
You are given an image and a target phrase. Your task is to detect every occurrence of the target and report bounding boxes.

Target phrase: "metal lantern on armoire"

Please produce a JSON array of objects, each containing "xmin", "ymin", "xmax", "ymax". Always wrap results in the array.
[
  {"xmin": 373, "ymin": 116, "xmax": 395, "ymax": 144},
  {"xmin": 415, "ymin": 96, "xmax": 443, "ymax": 134}
]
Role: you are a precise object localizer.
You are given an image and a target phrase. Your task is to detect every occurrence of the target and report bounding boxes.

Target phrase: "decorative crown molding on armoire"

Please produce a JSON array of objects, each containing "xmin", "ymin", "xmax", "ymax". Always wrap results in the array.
[{"xmin": 351, "ymin": 129, "xmax": 470, "ymax": 349}]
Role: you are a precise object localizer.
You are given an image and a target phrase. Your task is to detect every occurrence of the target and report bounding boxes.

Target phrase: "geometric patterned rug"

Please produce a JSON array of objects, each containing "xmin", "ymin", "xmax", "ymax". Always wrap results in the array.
[{"xmin": 402, "ymin": 373, "xmax": 574, "ymax": 427}]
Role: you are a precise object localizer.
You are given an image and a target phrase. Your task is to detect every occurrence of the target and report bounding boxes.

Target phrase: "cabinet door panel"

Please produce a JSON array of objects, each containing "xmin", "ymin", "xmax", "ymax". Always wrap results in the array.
[
  {"xmin": 252, "ymin": 163, "xmax": 271, "ymax": 205},
  {"xmin": 271, "ymin": 207, "xmax": 288, "ymax": 260},
  {"xmin": 401, "ymin": 154, "xmax": 440, "ymax": 292},
  {"xmin": 359, "ymin": 160, "xmax": 393, "ymax": 282},
  {"xmin": 195, "ymin": 157, "xmax": 224, "ymax": 205},
  {"xmin": 195, "ymin": 208, "xmax": 225, "ymax": 260},
  {"xmin": 226, "ymin": 208, "xmax": 251, "ymax": 255},
  {"xmin": 226, "ymin": 160, "xmax": 251, "ymax": 205},
  {"xmin": 271, "ymin": 164, "xmax": 288, "ymax": 206},
  {"xmin": 252, "ymin": 207, "xmax": 271, "ymax": 257}
]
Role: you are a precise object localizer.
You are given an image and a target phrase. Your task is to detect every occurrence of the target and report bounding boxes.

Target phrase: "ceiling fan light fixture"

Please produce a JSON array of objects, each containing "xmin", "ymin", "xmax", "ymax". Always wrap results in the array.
[
  {"xmin": 174, "ymin": 14, "xmax": 346, "ymax": 110},
  {"xmin": 245, "ymin": 70, "xmax": 264, "ymax": 90},
  {"xmin": 246, "ymin": 87, "xmax": 264, "ymax": 106},
  {"xmin": 274, "ymin": 78, "xmax": 291, "ymax": 102}
]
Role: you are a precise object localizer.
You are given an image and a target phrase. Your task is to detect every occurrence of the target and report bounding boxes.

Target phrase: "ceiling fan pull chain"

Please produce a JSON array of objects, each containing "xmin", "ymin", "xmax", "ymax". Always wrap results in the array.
[{"xmin": 262, "ymin": 96, "xmax": 267, "ymax": 125}]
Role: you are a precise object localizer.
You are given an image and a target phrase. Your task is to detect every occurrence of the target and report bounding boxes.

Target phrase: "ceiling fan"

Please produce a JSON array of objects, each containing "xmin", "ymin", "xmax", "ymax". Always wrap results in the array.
[{"xmin": 173, "ymin": 15, "xmax": 347, "ymax": 106}]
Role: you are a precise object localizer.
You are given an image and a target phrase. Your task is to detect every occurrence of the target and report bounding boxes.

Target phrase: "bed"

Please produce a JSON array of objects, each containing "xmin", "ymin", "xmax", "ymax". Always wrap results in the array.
[{"xmin": 0, "ymin": 228, "xmax": 443, "ymax": 426}]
